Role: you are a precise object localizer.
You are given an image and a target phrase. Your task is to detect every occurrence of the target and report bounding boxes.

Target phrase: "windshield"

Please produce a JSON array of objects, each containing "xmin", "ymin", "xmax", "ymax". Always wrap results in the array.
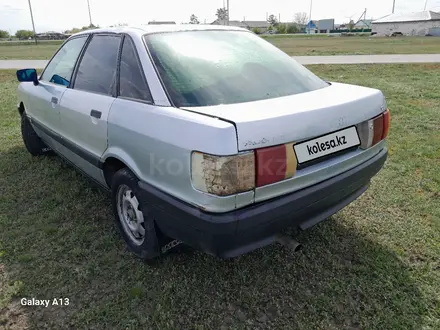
[{"xmin": 144, "ymin": 30, "xmax": 329, "ymax": 107}]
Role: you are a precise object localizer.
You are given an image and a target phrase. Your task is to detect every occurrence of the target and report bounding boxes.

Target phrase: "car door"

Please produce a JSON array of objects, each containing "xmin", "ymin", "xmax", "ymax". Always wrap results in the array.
[
  {"xmin": 57, "ymin": 34, "xmax": 122, "ymax": 181},
  {"xmin": 25, "ymin": 35, "xmax": 88, "ymax": 134}
]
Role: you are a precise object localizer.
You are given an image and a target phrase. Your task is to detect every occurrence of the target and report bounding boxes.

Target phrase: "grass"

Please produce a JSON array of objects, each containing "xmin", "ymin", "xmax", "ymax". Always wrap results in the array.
[
  {"xmin": 267, "ymin": 36, "xmax": 440, "ymax": 56},
  {"xmin": 0, "ymin": 65, "xmax": 439, "ymax": 329},
  {"xmin": 0, "ymin": 43, "xmax": 61, "ymax": 60},
  {"xmin": 1, "ymin": 36, "xmax": 440, "ymax": 59}
]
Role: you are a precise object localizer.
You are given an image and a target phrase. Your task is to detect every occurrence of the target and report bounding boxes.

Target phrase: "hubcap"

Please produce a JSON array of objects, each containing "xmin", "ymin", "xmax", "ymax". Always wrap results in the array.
[{"xmin": 116, "ymin": 184, "xmax": 145, "ymax": 245}]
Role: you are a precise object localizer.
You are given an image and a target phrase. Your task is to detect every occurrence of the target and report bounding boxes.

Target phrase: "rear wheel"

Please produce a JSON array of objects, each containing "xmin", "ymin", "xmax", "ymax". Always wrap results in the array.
[
  {"xmin": 111, "ymin": 168, "xmax": 161, "ymax": 260},
  {"xmin": 21, "ymin": 114, "xmax": 52, "ymax": 156}
]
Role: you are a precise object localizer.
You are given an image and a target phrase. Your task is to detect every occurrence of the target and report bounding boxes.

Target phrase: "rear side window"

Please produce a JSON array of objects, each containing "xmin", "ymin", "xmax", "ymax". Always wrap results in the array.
[
  {"xmin": 74, "ymin": 35, "xmax": 121, "ymax": 95},
  {"xmin": 41, "ymin": 36, "xmax": 87, "ymax": 86},
  {"xmin": 119, "ymin": 37, "xmax": 153, "ymax": 102}
]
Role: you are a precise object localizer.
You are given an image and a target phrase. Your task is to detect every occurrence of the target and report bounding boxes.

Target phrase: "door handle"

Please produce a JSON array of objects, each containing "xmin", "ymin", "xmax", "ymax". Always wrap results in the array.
[
  {"xmin": 51, "ymin": 97, "xmax": 58, "ymax": 104},
  {"xmin": 90, "ymin": 109, "xmax": 102, "ymax": 119}
]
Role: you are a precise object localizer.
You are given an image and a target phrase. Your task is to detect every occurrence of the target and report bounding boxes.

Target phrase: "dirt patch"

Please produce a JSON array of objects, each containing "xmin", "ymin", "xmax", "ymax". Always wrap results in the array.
[{"xmin": 0, "ymin": 300, "xmax": 28, "ymax": 330}]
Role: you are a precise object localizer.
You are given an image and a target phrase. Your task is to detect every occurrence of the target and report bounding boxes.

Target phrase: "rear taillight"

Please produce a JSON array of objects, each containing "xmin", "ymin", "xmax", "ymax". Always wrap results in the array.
[
  {"xmin": 357, "ymin": 109, "xmax": 390, "ymax": 149},
  {"xmin": 191, "ymin": 152, "xmax": 255, "ymax": 196},
  {"xmin": 255, "ymin": 142, "xmax": 297, "ymax": 187},
  {"xmin": 191, "ymin": 142, "xmax": 298, "ymax": 195}
]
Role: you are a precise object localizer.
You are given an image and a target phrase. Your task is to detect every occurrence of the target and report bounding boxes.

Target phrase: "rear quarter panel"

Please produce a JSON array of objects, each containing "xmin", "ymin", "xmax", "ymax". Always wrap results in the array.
[{"xmin": 104, "ymin": 99, "xmax": 251, "ymax": 212}]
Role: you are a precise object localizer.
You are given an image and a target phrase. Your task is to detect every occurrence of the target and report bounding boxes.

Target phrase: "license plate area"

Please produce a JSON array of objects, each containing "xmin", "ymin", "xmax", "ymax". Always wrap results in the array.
[{"xmin": 294, "ymin": 126, "xmax": 360, "ymax": 165}]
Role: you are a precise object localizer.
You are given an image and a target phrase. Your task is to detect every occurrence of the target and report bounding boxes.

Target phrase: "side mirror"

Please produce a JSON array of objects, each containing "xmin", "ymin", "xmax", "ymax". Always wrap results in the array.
[{"xmin": 16, "ymin": 69, "xmax": 39, "ymax": 86}]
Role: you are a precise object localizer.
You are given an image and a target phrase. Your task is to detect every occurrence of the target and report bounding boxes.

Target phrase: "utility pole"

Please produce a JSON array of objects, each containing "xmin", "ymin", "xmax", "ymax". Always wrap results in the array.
[
  {"xmin": 424, "ymin": 0, "xmax": 428, "ymax": 10},
  {"xmin": 227, "ymin": 0, "xmax": 230, "ymax": 25},
  {"xmin": 87, "ymin": 0, "xmax": 93, "ymax": 26},
  {"xmin": 27, "ymin": 0, "xmax": 37, "ymax": 45},
  {"xmin": 392, "ymin": 0, "xmax": 396, "ymax": 13},
  {"xmin": 308, "ymin": 0, "xmax": 313, "ymax": 33}
]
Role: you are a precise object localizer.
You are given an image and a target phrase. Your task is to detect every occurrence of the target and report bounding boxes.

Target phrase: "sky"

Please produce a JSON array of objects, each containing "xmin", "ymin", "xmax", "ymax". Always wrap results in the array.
[{"xmin": 1, "ymin": 0, "xmax": 440, "ymax": 34}]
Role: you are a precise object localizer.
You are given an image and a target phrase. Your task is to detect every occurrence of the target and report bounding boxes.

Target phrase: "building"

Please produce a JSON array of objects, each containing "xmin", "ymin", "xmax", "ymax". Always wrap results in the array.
[
  {"xmin": 211, "ymin": 20, "xmax": 270, "ymax": 32},
  {"xmin": 372, "ymin": 11, "xmax": 440, "ymax": 36},
  {"xmin": 306, "ymin": 19, "xmax": 335, "ymax": 33},
  {"xmin": 355, "ymin": 19, "xmax": 373, "ymax": 30},
  {"xmin": 318, "ymin": 19, "xmax": 335, "ymax": 33},
  {"xmin": 35, "ymin": 31, "xmax": 68, "ymax": 40},
  {"xmin": 211, "ymin": 19, "xmax": 248, "ymax": 28},
  {"xmin": 306, "ymin": 20, "xmax": 318, "ymax": 33},
  {"xmin": 243, "ymin": 21, "xmax": 271, "ymax": 32},
  {"xmin": 147, "ymin": 21, "xmax": 176, "ymax": 25}
]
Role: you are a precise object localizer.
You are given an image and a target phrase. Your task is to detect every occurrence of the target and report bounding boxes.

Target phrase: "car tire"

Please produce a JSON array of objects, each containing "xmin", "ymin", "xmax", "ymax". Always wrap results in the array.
[
  {"xmin": 111, "ymin": 168, "xmax": 161, "ymax": 261},
  {"xmin": 21, "ymin": 114, "xmax": 53, "ymax": 156}
]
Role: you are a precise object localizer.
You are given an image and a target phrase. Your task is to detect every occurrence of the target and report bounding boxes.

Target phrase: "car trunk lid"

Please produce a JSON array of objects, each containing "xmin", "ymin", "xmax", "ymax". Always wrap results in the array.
[{"xmin": 182, "ymin": 82, "xmax": 386, "ymax": 151}]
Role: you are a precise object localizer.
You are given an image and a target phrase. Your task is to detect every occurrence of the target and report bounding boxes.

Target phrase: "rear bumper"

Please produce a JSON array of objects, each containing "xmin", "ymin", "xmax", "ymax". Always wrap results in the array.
[{"xmin": 139, "ymin": 147, "xmax": 388, "ymax": 258}]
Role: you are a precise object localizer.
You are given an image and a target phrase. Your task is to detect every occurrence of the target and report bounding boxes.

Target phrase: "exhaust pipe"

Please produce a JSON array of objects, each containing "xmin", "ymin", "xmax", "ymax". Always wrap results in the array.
[{"xmin": 275, "ymin": 234, "xmax": 302, "ymax": 252}]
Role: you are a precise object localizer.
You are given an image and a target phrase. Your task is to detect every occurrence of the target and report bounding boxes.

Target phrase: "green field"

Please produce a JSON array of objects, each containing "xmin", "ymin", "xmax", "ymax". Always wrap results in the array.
[
  {"xmin": 0, "ymin": 65, "xmax": 439, "ymax": 329},
  {"xmin": 1, "ymin": 36, "xmax": 440, "ymax": 59},
  {"xmin": 266, "ymin": 35, "xmax": 440, "ymax": 56},
  {"xmin": 0, "ymin": 43, "xmax": 61, "ymax": 60}
]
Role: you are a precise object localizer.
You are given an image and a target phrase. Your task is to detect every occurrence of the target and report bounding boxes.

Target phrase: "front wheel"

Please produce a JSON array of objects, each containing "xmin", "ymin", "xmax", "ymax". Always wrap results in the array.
[
  {"xmin": 111, "ymin": 168, "xmax": 161, "ymax": 260},
  {"xmin": 21, "ymin": 114, "xmax": 52, "ymax": 156}
]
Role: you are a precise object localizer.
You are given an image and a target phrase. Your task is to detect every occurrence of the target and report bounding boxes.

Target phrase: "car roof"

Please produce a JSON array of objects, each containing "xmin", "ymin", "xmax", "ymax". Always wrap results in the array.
[{"xmin": 71, "ymin": 24, "xmax": 248, "ymax": 38}]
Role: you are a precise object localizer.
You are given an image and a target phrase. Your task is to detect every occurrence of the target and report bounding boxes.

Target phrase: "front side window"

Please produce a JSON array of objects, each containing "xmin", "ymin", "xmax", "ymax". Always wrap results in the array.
[
  {"xmin": 41, "ymin": 36, "xmax": 87, "ymax": 86},
  {"xmin": 74, "ymin": 35, "xmax": 121, "ymax": 95},
  {"xmin": 119, "ymin": 37, "xmax": 152, "ymax": 102},
  {"xmin": 145, "ymin": 30, "xmax": 329, "ymax": 107}
]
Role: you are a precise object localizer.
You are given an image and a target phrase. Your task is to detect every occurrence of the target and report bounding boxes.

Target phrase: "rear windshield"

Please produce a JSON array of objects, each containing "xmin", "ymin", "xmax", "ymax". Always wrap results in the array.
[{"xmin": 144, "ymin": 30, "xmax": 328, "ymax": 107}]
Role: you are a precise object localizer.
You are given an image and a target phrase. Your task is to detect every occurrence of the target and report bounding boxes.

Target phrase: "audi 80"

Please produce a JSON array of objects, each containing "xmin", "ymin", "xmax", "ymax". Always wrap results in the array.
[{"xmin": 16, "ymin": 25, "xmax": 390, "ymax": 260}]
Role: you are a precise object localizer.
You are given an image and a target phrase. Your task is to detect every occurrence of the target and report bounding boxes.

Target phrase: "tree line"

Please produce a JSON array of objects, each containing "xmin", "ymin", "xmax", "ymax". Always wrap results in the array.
[
  {"xmin": 0, "ymin": 24, "xmax": 99, "ymax": 39},
  {"xmin": 0, "ymin": 29, "xmax": 35, "ymax": 39},
  {"xmin": 189, "ymin": 9, "xmax": 310, "ymax": 34},
  {"xmin": 1, "ymin": 10, "xmax": 310, "ymax": 39}
]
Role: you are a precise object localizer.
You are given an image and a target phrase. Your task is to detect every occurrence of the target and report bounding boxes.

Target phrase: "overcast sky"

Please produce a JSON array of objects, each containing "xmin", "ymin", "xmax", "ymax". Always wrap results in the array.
[{"xmin": 1, "ymin": 0, "xmax": 440, "ymax": 33}]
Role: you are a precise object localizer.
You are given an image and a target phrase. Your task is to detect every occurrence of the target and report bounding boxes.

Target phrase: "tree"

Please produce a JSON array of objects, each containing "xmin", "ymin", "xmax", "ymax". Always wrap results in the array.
[
  {"xmin": 286, "ymin": 23, "xmax": 300, "ymax": 34},
  {"xmin": 268, "ymin": 25, "xmax": 274, "ymax": 33},
  {"xmin": 293, "ymin": 12, "xmax": 309, "ymax": 26},
  {"xmin": 15, "ymin": 30, "xmax": 34, "ymax": 39},
  {"xmin": 64, "ymin": 24, "xmax": 98, "ymax": 34},
  {"xmin": 252, "ymin": 27, "xmax": 261, "ymax": 34},
  {"xmin": 0, "ymin": 30, "xmax": 10, "ymax": 38},
  {"xmin": 81, "ymin": 23, "xmax": 97, "ymax": 31},
  {"xmin": 267, "ymin": 14, "xmax": 278, "ymax": 26},
  {"xmin": 216, "ymin": 7, "xmax": 228, "ymax": 21},
  {"xmin": 189, "ymin": 14, "xmax": 200, "ymax": 24},
  {"xmin": 109, "ymin": 23, "xmax": 128, "ymax": 27},
  {"xmin": 64, "ymin": 28, "xmax": 81, "ymax": 34},
  {"xmin": 277, "ymin": 24, "xmax": 287, "ymax": 34},
  {"xmin": 346, "ymin": 20, "xmax": 355, "ymax": 31}
]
